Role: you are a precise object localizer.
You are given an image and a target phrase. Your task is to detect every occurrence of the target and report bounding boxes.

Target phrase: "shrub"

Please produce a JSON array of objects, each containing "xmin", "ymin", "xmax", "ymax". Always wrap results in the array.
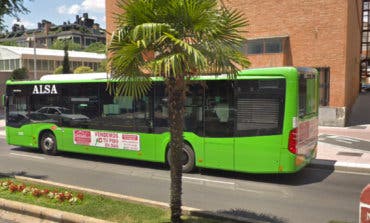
[
  {"xmin": 74, "ymin": 66, "xmax": 93, "ymax": 74},
  {"xmin": 10, "ymin": 67, "xmax": 28, "ymax": 80},
  {"xmin": 54, "ymin": 66, "xmax": 63, "ymax": 74}
]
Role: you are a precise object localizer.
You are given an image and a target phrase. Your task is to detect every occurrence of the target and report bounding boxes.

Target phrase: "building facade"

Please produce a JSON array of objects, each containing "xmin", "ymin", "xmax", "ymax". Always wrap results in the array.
[
  {"xmin": 0, "ymin": 13, "xmax": 105, "ymax": 49},
  {"xmin": 105, "ymin": 0, "xmax": 363, "ymax": 126}
]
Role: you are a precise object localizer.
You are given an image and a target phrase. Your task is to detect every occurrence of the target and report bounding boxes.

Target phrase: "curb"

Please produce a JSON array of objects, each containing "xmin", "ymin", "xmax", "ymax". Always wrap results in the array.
[
  {"xmin": 310, "ymin": 159, "xmax": 370, "ymax": 173},
  {"xmin": 0, "ymin": 176, "xmax": 259, "ymax": 223},
  {"xmin": 0, "ymin": 198, "xmax": 111, "ymax": 223}
]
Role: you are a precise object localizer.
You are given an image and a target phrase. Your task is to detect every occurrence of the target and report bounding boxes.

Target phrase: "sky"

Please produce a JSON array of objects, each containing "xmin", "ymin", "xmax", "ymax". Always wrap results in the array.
[{"xmin": 3, "ymin": 0, "xmax": 106, "ymax": 30}]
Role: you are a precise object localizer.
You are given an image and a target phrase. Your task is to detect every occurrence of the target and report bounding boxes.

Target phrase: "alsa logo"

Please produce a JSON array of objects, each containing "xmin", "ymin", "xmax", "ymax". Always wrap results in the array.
[{"xmin": 32, "ymin": 85, "xmax": 58, "ymax": 94}]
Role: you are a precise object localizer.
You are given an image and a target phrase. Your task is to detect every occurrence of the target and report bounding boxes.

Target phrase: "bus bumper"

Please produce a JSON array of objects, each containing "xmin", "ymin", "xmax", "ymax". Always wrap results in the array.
[{"xmin": 295, "ymin": 145, "xmax": 317, "ymax": 170}]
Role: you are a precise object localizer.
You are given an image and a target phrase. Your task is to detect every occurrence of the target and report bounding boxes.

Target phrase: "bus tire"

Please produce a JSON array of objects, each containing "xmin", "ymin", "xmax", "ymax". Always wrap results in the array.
[
  {"xmin": 40, "ymin": 132, "xmax": 57, "ymax": 155},
  {"xmin": 167, "ymin": 143, "xmax": 195, "ymax": 173}
]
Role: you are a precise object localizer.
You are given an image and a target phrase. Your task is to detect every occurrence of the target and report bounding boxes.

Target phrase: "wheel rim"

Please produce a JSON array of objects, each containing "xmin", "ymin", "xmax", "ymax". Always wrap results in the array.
[
  {"xmin": 181, "ymin": 149, "xmax": 190, "ymax": 166},
  {"xmin": 43, "ymin": 137, "xmax": 54, "ymax": 151}
]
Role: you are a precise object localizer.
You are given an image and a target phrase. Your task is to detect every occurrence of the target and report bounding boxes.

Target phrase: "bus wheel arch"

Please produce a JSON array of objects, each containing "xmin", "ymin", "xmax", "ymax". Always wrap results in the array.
[
  {"xmin": 166, "ymin": 141, "xmax": 195, "ymax": 173},
  {"xmin": 39, "ymin": 130, "xmax": 58, "ymax": 155}
]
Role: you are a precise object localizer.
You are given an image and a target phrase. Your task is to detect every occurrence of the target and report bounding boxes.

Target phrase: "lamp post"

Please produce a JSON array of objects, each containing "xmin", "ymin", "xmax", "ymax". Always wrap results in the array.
[{"xmin": 33, "ymin": 32, "xmax": 37, "ymax": 79}]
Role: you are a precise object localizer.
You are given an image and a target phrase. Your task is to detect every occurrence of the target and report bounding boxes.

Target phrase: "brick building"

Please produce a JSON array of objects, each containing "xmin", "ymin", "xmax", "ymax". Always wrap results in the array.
[{"xmin": 105, "ymin": 0, "xmax": 363, "ymax": 126}]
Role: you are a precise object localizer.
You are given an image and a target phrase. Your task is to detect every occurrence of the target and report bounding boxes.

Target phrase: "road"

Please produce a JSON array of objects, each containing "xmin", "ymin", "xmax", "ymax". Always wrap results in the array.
[{"xmin": 0, "ymin": 138, "xmax": 368, "ymax": 223}]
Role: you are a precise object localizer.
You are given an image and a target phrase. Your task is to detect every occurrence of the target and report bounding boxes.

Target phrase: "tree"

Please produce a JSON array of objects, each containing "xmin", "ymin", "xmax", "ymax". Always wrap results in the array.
[
  {"xmin": 108, "ymin": 0, "xmax": 249, "ymax": 222},
  {"xmin": 74, "ymin": 66, "xmax": 93, "ymax": 74},
  {"xmin": 51, "ymin": 39, "xmax": 83, "ymax": 51},
  {"xmin": 97, "ymin": 59, "xmax": 107, "ymax": 72},
  {"xmin": 0, "ymin": 0, "xmax": 30, "ymax": 32},
  {"xmin": 62, "ymin": 42, "xmax": 71, "ymax": 73},
  {"xmin": 84, "ymin": 42, "xmax": 106, "ymax": 53},
  {"xmin": 10, "ymin": 67, "xmax": 28, "ymax": 80}
]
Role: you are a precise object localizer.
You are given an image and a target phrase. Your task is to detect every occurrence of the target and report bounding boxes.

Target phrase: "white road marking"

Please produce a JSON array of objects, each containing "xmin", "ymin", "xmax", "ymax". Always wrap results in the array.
[
  {"xmin": 325, "ymin": 135, "xmax": 362, "ymax": 142},
  {"xmin": 336, "ymin": 170, "xmax": 370, "ymax": 176},
  {"xmin": 182, "ymin": 176, "xmax": 235, "ymax": 186},
  {"xmin": 10, "ymin": 152, "xmax": 45, "ymax": 160},
  {"xmin": 235, "ymin": 187, "xmax": 264, "ymax": 194},
  {"xmin": 334, "ymin": 139, "xmax": 353, "ymax": 144},
  {"xmin": 337, "ymin": 137, "xmax": 360, "ymax": 142}
]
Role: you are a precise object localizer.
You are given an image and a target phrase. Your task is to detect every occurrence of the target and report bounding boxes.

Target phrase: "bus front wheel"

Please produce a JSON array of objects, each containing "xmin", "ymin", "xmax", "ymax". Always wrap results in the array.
[
  {"xmin": 40, "ymin": 132, "xmax": 57, "ymax": 155},
  {"xmin": 167, "ymin": 144, "xmax": 195, "ymax": 173}
]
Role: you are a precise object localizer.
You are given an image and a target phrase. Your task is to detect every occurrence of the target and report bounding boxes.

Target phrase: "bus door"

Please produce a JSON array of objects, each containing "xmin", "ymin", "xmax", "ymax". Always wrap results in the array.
[
  {"xmin": 203, "ymin": 81, "xmax": 234, "ymax": 171},
  {"xmin": 234, "ymin": 79, "xmax": 285, "ymax": 172}
]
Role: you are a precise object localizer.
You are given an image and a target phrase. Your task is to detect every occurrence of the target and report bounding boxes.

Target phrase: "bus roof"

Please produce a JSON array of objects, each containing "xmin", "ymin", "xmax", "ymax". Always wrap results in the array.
[
  {"xmin": 40, "ymin": 73, "xmax": 110, "ymax": 81},
  {"xmin": 6, "ymin": 67, "xmax": 315, "ymax": 85}
]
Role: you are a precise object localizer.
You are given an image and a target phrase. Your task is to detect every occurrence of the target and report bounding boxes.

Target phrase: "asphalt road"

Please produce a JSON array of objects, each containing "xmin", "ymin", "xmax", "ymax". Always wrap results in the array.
[{"xmin": 0, "ymin": 138, "xmax": 368, "ymax": 223}]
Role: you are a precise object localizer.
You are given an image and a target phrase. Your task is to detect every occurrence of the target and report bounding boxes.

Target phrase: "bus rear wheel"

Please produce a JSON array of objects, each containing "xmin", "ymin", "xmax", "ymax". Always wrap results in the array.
[
  {"xmin": 167, "ymin": 144, "xmax": 195, "ymax": 173},
  {"xmin": 40, "ymin": 132, "xmax": 57, "ymax": 155}
]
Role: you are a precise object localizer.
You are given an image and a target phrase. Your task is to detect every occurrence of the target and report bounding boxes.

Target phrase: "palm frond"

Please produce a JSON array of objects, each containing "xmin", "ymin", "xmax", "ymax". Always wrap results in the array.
[
  {"xmin": 159, "ymin": 33, "xmax": 207, "ymax": 70},
  {"xmin": 108, "ymin": 75, "xmax": 152, "ymax": 99},
  {"xmin": 149, "ymin": 53, "xmax": 188, "ymax": 77},
  {"xmin": 132, "ymin": 23, "xmax": 173, "ymax": 45}
]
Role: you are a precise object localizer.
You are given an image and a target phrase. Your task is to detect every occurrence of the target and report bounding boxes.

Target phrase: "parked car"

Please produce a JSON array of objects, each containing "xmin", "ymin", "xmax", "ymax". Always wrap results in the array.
[
  {"xmin": 7, "ymin": 111, "xmax": 56, "ymax": 128},
  {"xmin": 362, "ymin": 76, "xmax": 370, "ymax": 91},
  {"xmin": 36, "ymin": 106, "xmax": 89, "ymax": 126}
]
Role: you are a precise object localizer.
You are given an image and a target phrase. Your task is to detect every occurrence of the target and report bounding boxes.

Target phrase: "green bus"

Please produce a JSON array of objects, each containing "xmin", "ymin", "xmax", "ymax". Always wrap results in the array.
[{"xmin": 4, "ymin": 67, "xmax": 319, "ymax": 173}]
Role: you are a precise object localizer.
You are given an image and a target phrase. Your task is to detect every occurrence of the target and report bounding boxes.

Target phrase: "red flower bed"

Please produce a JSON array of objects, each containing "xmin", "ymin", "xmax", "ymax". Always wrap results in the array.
[{"xmin": 0, "ymin": 180, "xmax": 84, "ymax": 204}]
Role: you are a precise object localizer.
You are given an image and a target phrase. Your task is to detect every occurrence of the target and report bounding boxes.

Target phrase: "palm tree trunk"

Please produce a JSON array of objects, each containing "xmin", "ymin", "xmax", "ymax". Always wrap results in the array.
[{"xmin": 168, "ymin": 76, "xmax": 186, "ymax": 223}]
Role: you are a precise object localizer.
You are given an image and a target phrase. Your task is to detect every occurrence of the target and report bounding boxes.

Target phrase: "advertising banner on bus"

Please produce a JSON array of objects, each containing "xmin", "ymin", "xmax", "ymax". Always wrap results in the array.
[{"xmin": 73, "ymin": 130, "xmax": 140, "ymax": 151}]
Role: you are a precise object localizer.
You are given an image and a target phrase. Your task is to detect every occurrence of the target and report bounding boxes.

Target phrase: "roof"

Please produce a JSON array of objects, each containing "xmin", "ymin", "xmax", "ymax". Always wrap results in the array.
[
  {"xmin": 40, "ymin": 73, "xmax": 110, "ymax": 81},
  {"xmin": 0, "ymin": 45, "xmax": 106, "ymax": 60}
]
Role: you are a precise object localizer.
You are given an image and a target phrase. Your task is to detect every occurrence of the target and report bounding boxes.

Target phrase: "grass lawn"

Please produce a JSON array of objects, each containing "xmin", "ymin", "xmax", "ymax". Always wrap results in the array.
[{"xmin": 0, "ymin": 177, "xmax": 232, "ymax": 223}]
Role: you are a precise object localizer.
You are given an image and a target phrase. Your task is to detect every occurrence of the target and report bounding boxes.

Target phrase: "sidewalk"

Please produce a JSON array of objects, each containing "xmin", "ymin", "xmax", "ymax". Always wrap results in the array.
[
  {"xmin": 314, "ymin": 124, "xmax": 370, "ymax": 172},
  {"xmin": 311, "ymin": 91, "xmax": 370, "ymax": 172}
]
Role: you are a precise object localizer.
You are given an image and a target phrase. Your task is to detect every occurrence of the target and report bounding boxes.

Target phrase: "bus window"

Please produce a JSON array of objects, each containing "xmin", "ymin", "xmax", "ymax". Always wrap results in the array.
[
  {"xmin": 134, "ymin": 95, "xmax": 152, "ymax": 133},
  {"xmin": 299, "ymin": 74, "xmax": 318, "ymax": 118},
  {"xmin": 204, "ymin": 81, "xmax": 234, "ymax": 137},
  {"xmin": 236, "ymin": 79, "xmax": 285, "ymax": 136},
  {"xmin": 184, "ymin": 84, "xmax": 203, "ymax": 135},
  {"xmin": 154, "ymin": 83, "xmax": 169, "ymax": 133}
]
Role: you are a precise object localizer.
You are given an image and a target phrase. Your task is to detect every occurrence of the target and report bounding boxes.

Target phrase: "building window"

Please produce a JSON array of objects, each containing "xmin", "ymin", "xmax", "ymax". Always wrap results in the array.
[
  {"xmin": 15, "ymin": 59, "xmax": 20, "ymax": 69},
  {"xmin": 84, "ymin": 37, "xmax": 96, "ymax": 46},
  {"xmin": 4, "ymin": 60, "xmax": 9, "ymax": 70},
  {"xmin": 0, "ymin": 60, "xmax": 4, "ymax": 70},
  {"xmin": 29, "ymin": 59, "xmax": 35, "ymax": 70},
  {"xmin": 48, "ymin": 60, "xmax": 55, "ymax": 71},
  {"xmin": 73, "ymin": 36, "xmax": 81, "ymax": 44},
  {"xmin": 245, "ymin": 37, "xmax": 285, "ymax": 55},
  {"xmin": 9, "ymin": 60, "xmax": 15, "ymax": 70},
  {"xmin": 316, "ymin": 67, "xmax": 330, "ymax": 106},
  {"xmin": 37, "ymin": 60, "xmax": 42, "ymax": 70},
  {"xmin": 246, "ymin": 40, "xmax": 263, "ymax": 54},
  {"xmin": 265, "ymin": 38, "xmax": 282, "ymax": 53}
]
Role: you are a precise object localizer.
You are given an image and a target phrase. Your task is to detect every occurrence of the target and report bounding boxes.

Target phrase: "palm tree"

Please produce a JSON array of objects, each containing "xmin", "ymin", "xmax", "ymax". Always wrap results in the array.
[{"xmin": 108, "ymin": 0, "xmax": 250, "ymax": 222}]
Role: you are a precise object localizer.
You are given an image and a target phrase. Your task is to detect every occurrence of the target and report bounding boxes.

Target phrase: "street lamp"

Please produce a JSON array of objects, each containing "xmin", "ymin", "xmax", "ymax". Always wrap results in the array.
[{"xmin": 33, "ymin": 32, "xmax": 37, "ymax": 80}]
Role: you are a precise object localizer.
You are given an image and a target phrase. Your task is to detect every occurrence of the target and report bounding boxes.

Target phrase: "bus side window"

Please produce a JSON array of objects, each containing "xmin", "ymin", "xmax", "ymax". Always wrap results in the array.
[
  {"xmin": 184, "ymin": 84, "xmax": 203, "ymax": 135},
  {"xmin": 154, "ymin": 84, "xmax": 169, "ymax": 133},
  {"xmin": 204, "ymin": 81, "xmax": 234, "ymax": 137},
  {"xmin": 236, "ymin": 79, "xmax": 285, "ymax": 136}
]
